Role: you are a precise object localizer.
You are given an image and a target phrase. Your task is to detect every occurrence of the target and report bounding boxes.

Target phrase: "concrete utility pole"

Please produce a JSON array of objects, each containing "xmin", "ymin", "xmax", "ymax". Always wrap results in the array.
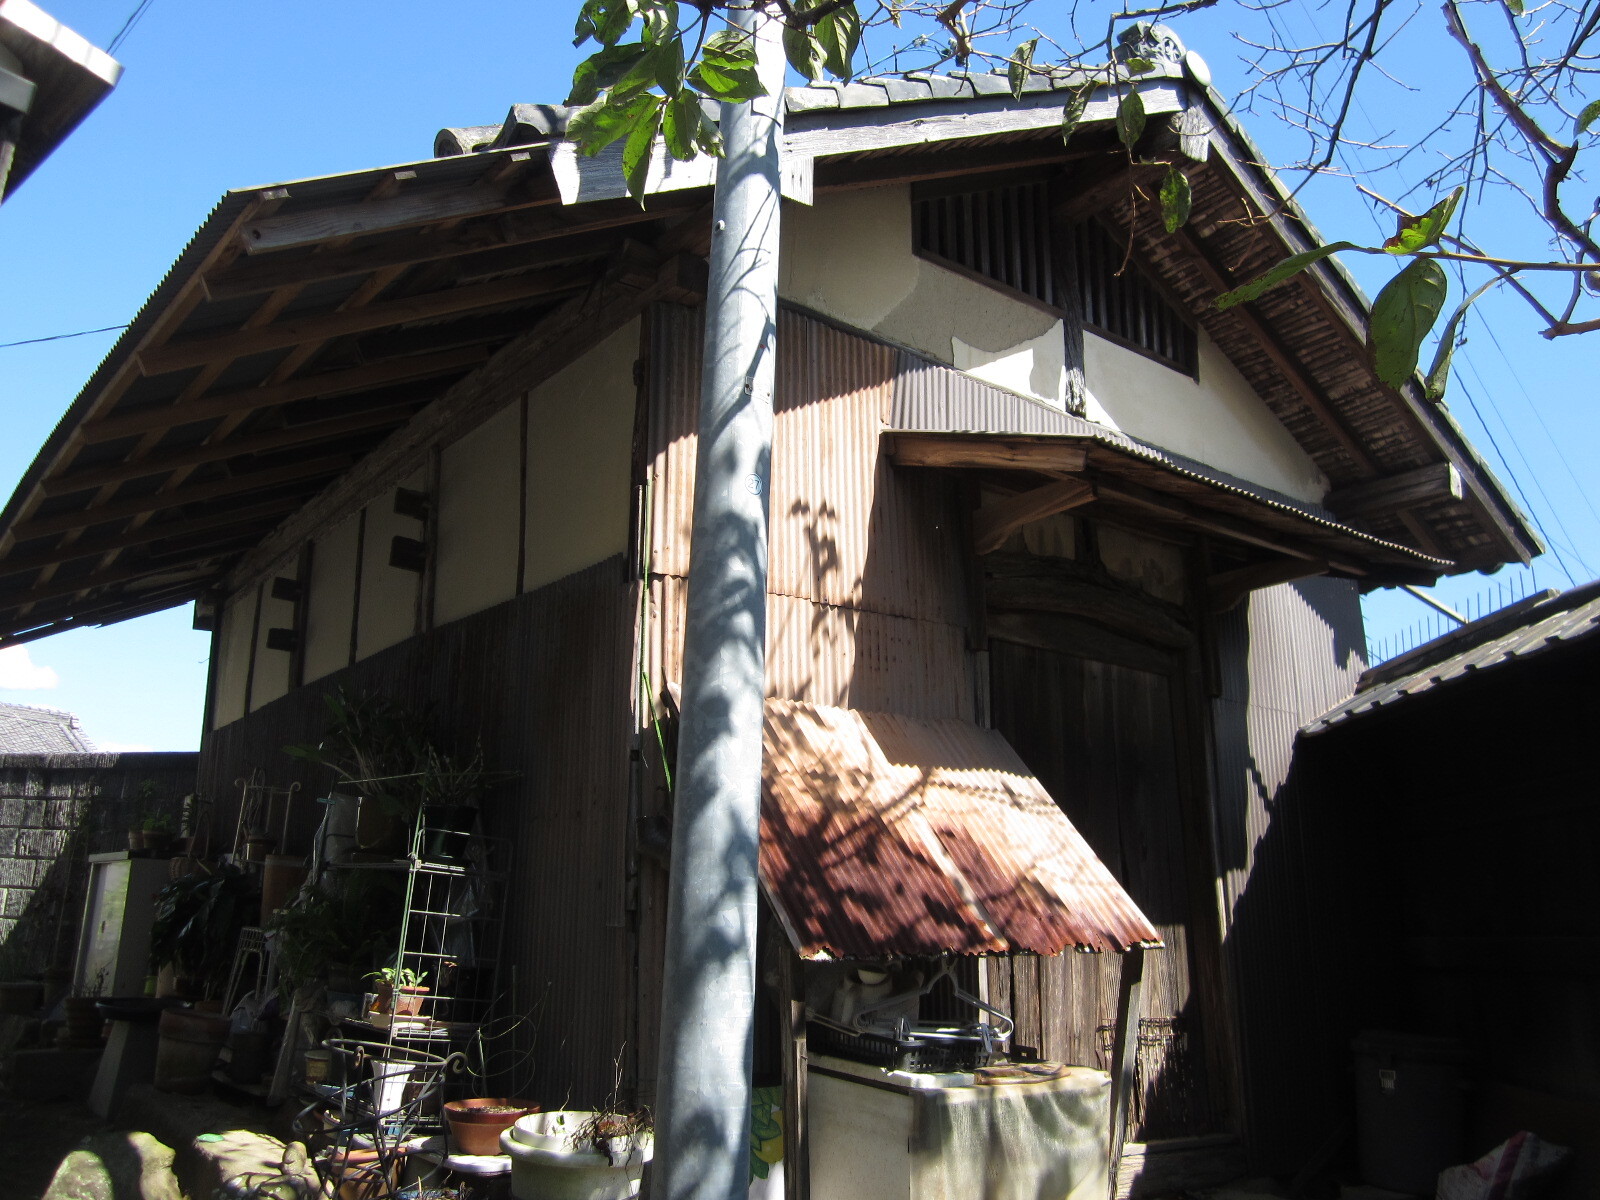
[{"xmin": 651, "ymin": 5, "xmax": 786, "ymax": 1200}]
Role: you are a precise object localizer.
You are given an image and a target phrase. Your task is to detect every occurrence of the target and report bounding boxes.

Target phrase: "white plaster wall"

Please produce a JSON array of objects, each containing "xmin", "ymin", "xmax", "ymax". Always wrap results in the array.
[
  {"xmin": 303, "ymin": 515, "xmax": 359, "ymax": 684},
  {"xmin": 249, "ymin": 567, "xmax": 297, "ymax": 711},
  {"xmin": 1083, "ymin": 332, "xmax": 1329, "ymax": 503},
  {"xmin": 524, "ymin": 319, "xmax": 638, "ymax": 592},
  {"xmin": 357, "ymin": 471, "xmax": 425, "ymax": 661},
  {"xmin": 437, "ymin": 401, "xmax": 522, "ymax": 625},
  {"xmin": 780, "ymin": 186, "xmax": 1069, "ymax": 407},
  {"xmin": 211, "ymin": 588, "xmax": 256, "ymax": 729}
]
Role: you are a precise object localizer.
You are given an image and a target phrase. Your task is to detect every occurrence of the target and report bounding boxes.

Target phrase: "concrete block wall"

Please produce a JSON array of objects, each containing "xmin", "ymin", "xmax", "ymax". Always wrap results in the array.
[{"xmin": 0, "ymin": 753, "xmax": 197, "ymax": 979}]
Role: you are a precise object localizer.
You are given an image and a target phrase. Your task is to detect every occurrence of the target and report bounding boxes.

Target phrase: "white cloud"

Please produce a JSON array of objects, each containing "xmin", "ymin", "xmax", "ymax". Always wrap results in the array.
[
  {"xmin": 0, "ymin": 646, "xmax": 59, "ymax": 690},
  {"xmin": 97, "ymin": 741, "xmax": 155, "ymax": 753}
]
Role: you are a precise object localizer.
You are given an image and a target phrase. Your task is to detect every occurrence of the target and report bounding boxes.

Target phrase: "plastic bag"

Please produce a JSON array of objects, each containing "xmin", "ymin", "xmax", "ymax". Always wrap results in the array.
[{"xmin": 1436, "ymin": 1131, "xmax": 1570, "ymax": 1200}]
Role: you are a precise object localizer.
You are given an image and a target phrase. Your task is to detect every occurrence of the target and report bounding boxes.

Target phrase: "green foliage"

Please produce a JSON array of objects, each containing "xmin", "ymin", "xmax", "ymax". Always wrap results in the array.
[
  {"xmin": 1423, "ymin": 278, "xmax": 1497, "ymax": 402},
  {"xmin": 1370, "ymin": 258, "xmax": 1450, "ymax": 388},
  {"xmin": 150, "ymin": 865, "xmax": 252, "ymax": 997},
  {"xmin": 1115, "ymin": 90, "xmax": 1146, "ymax": 148},
  {"xmin": 367, "ymin": 962, "xmax": 428, "ymax": 989},
  {"xmin": 1060, "ymin": 86, "xmax": 1091, "ymax": 145},
  {"xmin": 1384, "ymin": 188, "xmax": 1462, "ymax": 255},
  {"xmin": 1214, "ymin": 242, "xmax": 1360, "ymax": 309},
  {"xmin": 1579, "ymin": 99, "xmax": 1600, "ymax": 136},
  {"xmin": 1008, "ymin": 38, "xmax": 1038, "ymax": 100},
  {"xmin": 1160, "ymin": 167, "xmax": 1192, "ymax": 233}
]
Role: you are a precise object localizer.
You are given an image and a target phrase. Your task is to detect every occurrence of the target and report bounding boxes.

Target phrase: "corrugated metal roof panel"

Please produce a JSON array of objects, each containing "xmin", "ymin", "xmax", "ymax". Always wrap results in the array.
[
  {"xmin": 1303, "ymin": 578, "xmax": 1600, "ymax": 734},
  {"xmin": 761, "ymin": 698, "xmax": 1162, "ymax": 960}
]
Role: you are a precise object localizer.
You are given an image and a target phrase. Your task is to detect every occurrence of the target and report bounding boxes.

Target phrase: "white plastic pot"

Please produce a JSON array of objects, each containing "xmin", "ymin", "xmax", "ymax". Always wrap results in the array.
[{"xmin": 501, "ymin": 1111, "xmax": 652, "ymax": 1200}]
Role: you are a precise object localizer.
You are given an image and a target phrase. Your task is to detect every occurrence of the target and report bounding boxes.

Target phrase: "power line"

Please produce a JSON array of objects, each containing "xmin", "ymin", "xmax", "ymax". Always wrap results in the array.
[
  {"xmin": 107, "ymin": 0, "xmax": 156, "ymax": 54},
  {"xmin": 0, "ymin": 324, "xmax": 128, "ymax": 350}
]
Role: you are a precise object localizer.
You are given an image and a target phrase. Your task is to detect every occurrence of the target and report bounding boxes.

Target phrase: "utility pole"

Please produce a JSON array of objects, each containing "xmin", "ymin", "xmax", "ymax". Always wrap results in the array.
[{"xmin": 650, "ymin": 5, "xmax": 786, "ymax": 1199}]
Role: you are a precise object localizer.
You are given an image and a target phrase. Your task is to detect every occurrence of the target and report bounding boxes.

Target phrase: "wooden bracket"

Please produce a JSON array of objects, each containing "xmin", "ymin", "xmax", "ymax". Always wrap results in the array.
[
  {"xmin": 265, "ymin": 627, "xmax": 299, "ymax": 652},
  {"xmin": 1206, "ymin": 556, "xmax": 1330, "ymax": 614},
  {"xmin": 388, "ymin": 535, "xmax": 427, "ymax": 573},
  {"xmin": 269, "ymin": 576, "xmax": 303, "ymax": 603},
  {"xmin": 393, "ymin": 488, "xmax": 431, "ymax": 522},
  {"xmin": 973, "ymin": 478, "xmax": 1095, "ymax": 555},
  {"xmin": 1326, "ymin": 462, "xmax": 1462, "ymax": 520}
]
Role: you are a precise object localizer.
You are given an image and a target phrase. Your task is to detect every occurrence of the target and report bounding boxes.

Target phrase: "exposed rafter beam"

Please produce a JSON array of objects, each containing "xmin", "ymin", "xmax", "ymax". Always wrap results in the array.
[
  {"xmin": 0, "ymin": 558, "xmax": 223, "ymax": 610},
  {"xmin": 1327, "ymin": 463, "xmax": 1463, "ymax": 520},
  {"xmin": 81, "ymin": 346, "xmax": 487, "ymax": 443},
  {"xmin": 44, "ymin": 405, "xmax": 418, "ymax": 497},
  {"xmin": 0, "ymin": 498, "xmax": 302, "ymax": 582},
  {"xmin": 138, "ymin": 268, "xmax": 591, "ymax": 376},
  {"xmin": 12, "ymin": 454, "xmax": 353, "ymax": 540},
  {"xmin": 972, "ymin": 478, "xmax": 1095, "ymax": 554},
  {"xmin": 886, "ymin": 432, "xmax": 1089, "ymax": 474}
]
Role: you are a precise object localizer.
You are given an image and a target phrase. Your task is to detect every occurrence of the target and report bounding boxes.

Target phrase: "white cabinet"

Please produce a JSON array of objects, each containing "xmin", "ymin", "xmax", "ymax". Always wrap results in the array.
[{"xmin": 75, "ymin": 852, "xmax": 172, "ymax": 997}]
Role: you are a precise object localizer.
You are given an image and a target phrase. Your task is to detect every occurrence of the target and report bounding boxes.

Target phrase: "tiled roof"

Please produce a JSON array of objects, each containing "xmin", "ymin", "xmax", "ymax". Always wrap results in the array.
[
  {"xmin": 0, "ymin": 700, "xmax": 95, "ymax": 753},
  {"xmin": 1302, "ymin": 579, "xmax": 1600, "ymax": 734}
]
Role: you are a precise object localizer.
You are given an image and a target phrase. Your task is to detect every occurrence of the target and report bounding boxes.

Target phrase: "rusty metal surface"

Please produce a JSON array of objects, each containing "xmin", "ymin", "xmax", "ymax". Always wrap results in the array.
[
  {"xmin": 1304, "ymin": 578, "xmax": 1600, "ymax": 734},
  {"xmin": 760, "ymin": 698, "xmax": 1161, "ymax": 959}
]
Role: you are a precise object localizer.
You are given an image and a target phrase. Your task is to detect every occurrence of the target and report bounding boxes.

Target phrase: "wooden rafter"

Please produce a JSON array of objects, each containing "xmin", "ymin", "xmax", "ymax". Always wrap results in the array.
[
  {"xmin": 1206, "ymin": 556, "xmax": 1331, "ymax": 614},
  {"xmin": 1327, "ymin": 463, "xmax": 1463, "ymax": 519},
  {"xmin": 887, "ymin": 434, "xmax": 1090, "ymax": 474},
  {"xmin": 138, "ymin": 267, "xmax": 591, "ymax": 376},
  {"xmin": 972, "ymin": 478, "xmax": 1095, "ymax": 554}
]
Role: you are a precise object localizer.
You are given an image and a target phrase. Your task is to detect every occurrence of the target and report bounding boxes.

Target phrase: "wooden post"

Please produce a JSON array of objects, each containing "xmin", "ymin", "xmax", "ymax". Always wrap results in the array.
[
  {"xmin": 1109, "ymin": 947, "xmax": 1146, "ymax": 1198},
  {"xmin": 778, "ymin": 947, "xmax": 809, "ymax": 1200}
]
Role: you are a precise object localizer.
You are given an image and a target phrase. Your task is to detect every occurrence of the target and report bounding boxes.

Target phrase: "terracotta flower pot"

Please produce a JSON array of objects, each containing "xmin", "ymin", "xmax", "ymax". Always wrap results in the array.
[
  {"xmin": 445, "ymin": 1098, "xmax": 539, "ymax": 1156},
  {"xmin": 394, "ymin": 985, "xmax": 429, "ymax": 1017}
]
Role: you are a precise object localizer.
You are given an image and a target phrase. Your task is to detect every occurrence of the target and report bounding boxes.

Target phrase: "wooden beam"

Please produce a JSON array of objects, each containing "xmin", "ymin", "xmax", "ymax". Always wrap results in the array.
[
  {"xmin": 206, "ymin": 200, "xmax": 692, "ymax": 299},
  {"xmin": 138, "ymin": 268, "xmax": 590, "ymax": 375},
  {"xmin": 45, "ymin": 406, "xmax": 418, "ymax": 497},
  {"xmin": 0, "ymin": 499, "xmax": 302, "ymax": 582},
  {"xmin": 887, "ymin": 433, "xmax": 1089, "ymax": 474},
  {"xmin": 1206, "ymin": 556, "xmax": 1330, "ymax": 614},
  {"xmin": 12, "ymin": 454, "xmax": 353, "ymax": 540},
  {"xmin": 1327, "ymin": 462, "xmax": 1463, "ymax": 520},
  {"xmin": 984, "ymin": 554, "xmax": 1194, "ymax": 649},
  {"xmin": 1109, "ymin": 946, "xmax": 1145, "ymax": 1195},
  {"xmin": 241, "ymin": 171, "xmax": 549, "ymax": 255},
  {"xmin": 1092, "ymin": 477, "xmax": 1371, "ymax": 575},
  {"xmin": 1167, "ymin": 226, "xmax": 1379, "ymax": 479},
  {"xmin": 972, "ymin": 479, "xmax": 1095, "ymax": 555},
  {"xmin": 0, "ymin": 557, "xmax": 224, "ymax": 609},
  {"xmin": 1053, "ymin": 161, "xmax": 1169, "ymax": 226},
  {"xmin": 225, "ymin": 249, "xmax": 707, "ymax": 591},
  {"xmin": 81, "ymin": 346, "xmax": 486, "ymax": 443}
]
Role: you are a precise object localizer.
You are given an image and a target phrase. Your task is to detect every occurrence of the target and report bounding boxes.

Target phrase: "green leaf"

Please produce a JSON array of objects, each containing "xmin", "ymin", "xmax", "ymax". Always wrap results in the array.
[
  {"xmin": 1009, "ymin": 38, "xmax": 1038, "ymax": 100},
  {"xmin": 574, "ymin": 1, "xmax": 601, "ymax": 47},
  {"xmin": 639, "ymin": 0, "xmax": 678, "ymax": 46},
  {"xmin": 1124, "ymin": 56, "xmax": 1156, "ymax": 74},
  {"xmin": 596, "ymin": 0, "xmax": 638, "ymax": 46},
  {"xmin": 622, "ymin": 97, "xmax": 666, "ymax": 201},
  {"xmin": 567, "ymin": 92, "xmax": 660, "ymax": 158},
  {"xmin": 1116, "ymin": 90, "xmax": 1146, "ymax": 148},
  {"xmin": 1423, "ymin": 277, "xmax": 1495, "ymax": 401},
  {"xmin": 1215, "ymin": 241, "xmax": 1360, "ymax": 309},
  {"xmin": 1060, "ymin": 86, "xmax": 1091, "ymax": 145},
  {"xmin": 1383, "ymin": 186, "xmax": 1463, "ymax": 254},
  {"xmin": 816, "ymin": 5, "xmax": 863, "ymax": 80},
  {"xmin": 1369, "ymin": 258, "xmax": 1449, "ymax": 388},
  {"xmin": 567, "ymin": 42, "xmax": 651, "ymax": 106},
  {"xmin": 1160, "ymin": 166, "xmax": 1192, "ymax": 233},
  {"xmin": 783, "ymin": 23, "xmax": 824, "ymax": 82},
  {"xmin": 662, "ymin": 87, "xmax": 701, "ymax": 160},
  {"xmin": 692, "ymin": 28, "xmax": 767, "ymax": 100},
  {"xmin": 1578, "ymin": 99, "xmax": 1600, "ymax": 136},
  {"xmin": 1505, "ymin": 0, "xmax": 1524, "ymax": 13}
]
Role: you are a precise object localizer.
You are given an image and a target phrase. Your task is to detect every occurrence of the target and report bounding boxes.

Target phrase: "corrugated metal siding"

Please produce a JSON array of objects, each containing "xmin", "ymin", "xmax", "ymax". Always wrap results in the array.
[
  {"xmin": 761, "ymin": 698, "xmax": 1161, "ymax": 959},
  {"xmin": 1209, "ymin": 575, "xmax": 1366, "ymax": 1171},
  {"xmin": 199, "ymin": 557, "xmax": 636, "ymax": 1107}
]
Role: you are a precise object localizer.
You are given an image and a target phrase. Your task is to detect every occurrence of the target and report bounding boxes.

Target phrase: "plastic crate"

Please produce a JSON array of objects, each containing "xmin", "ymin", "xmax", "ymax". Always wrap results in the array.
[{"xmin": 807, "ymin": 1022, "xmax": 988, "ymax": 1072}]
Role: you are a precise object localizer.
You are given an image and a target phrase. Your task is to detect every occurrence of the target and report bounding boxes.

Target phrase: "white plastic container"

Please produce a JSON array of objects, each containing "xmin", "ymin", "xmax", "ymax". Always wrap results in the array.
[{"xmin": 501, "ymin": 1111, "xmax": 652, "ymax": 1200}]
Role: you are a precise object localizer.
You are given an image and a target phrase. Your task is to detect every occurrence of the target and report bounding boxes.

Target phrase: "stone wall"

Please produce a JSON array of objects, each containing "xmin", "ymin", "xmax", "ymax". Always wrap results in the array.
[{"xmin": 0, "ymin": 753, "xmax": 197, "ymax": 979}]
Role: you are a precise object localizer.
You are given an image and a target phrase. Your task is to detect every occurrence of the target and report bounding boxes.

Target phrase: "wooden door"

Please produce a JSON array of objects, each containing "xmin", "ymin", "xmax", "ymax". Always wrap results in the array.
[{"xmin": 989, "ymin": 638, "xmax": 1225, "ymax": 1140}]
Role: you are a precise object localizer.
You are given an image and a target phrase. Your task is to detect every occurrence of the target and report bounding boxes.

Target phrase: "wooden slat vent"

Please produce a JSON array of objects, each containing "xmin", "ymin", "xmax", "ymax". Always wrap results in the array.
[{"xmin": 1072, "ymin": 220, "xmax": 1198, "ymax": 375}]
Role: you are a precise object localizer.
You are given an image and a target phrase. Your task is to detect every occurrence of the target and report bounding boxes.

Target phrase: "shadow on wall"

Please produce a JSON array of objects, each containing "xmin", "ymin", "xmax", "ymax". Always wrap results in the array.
[{"xmin": 0, "ymin": 753, "xmax": 197, "ymax": 980}]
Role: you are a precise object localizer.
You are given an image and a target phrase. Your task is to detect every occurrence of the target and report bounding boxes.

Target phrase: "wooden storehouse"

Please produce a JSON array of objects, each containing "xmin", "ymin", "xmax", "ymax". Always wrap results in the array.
[{"xmin": 0, "ymin": 38, "xmax": 1539, "ymax": 1194}]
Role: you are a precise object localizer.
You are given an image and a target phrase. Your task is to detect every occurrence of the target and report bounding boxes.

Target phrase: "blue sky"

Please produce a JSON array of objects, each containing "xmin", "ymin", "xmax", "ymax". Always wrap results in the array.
[{"xmin": 1, "ymin": 1, "xmax": 1595, "ymax": 749}]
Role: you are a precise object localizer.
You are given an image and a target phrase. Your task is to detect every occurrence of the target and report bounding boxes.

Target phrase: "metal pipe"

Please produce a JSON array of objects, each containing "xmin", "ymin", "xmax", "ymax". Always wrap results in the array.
[
  {"xmin": 1401, "ymin": 583, "xmax": 1465, "ymax": 625},
  {"xmin": 651, "ymin": 6, "xmax": 786, "ymax": 1199}
]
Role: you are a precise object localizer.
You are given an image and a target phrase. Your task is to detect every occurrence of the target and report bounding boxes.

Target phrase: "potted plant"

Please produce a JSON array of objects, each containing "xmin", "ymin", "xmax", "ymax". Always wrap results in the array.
[
  {"xmin": 444, "ymin": 1097, "xmax": 540, "ymax": 1156},
  {"xmin": 366, "ymin": 964, "xmax": 429, "ymax": 1016},
  {"xmin": 60, "ymin": 969, "xmax": 107, "ymax": 1048},
  {"xmin": 142, "ymin": 813, "xmax": 177, "ymax": 857},
  {"xmin": 501, "ymin": 1108, "xmax": 653, "ymax": 1200}
]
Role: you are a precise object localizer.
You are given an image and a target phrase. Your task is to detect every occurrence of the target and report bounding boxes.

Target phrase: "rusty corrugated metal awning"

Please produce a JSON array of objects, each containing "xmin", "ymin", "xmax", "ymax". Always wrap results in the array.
[{"xmin": 760, "ymin": 698, "xmax": 1161, "ymax": 960}]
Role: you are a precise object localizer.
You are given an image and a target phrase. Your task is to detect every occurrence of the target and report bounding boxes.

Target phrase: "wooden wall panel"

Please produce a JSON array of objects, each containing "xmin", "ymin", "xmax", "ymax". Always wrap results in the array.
[{"xmin": 198, "ymin": 557, "xmax": 637, "ymax": 1108}]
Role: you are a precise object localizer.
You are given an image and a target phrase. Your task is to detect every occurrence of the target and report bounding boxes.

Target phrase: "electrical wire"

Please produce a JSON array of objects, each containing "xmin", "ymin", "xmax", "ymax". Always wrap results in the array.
[
  {"xmin": 107, "ymin": 0, "xmax": 157, "ymax": 55},
  {"xmin": 0, "ymin": 324, "xmax": 128, "ymax": 350}
]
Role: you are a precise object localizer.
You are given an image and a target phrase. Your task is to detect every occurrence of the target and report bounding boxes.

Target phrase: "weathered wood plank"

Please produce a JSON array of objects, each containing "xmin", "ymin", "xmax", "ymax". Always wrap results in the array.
[
  {"xmin": 1326, "ymin": 462, "xmax": 1462, "ymax": 519},
  {"xmin": 1110, "ymin": 948, "xmax": 1146, "ymax": 1185},
  {"xmin": 1206, "ymin": 555, "xmax": 1330, "ymax": 614},
  {"xmin": 138, "ymin": 268, "xmax": 591, "ymax": 375},
  {"xmin": 887, "ymin": 432, "xmax": 1089, "ymax": 473},
  {"xmin": 973, "ymin": 479, "xmax": 1095, "ymax": 555},
  {"xmin": 84, "ymin": 347, "xmax": 486, "ymax": 444}
]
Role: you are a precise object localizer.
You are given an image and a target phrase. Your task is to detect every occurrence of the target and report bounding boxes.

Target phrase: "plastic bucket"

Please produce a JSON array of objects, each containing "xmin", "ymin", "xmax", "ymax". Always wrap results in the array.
[
  {"xmin": 260, "ymin": 854, "xmax": 308, "ymax": 924},
  {"xmin": 502, "ymin": 1112, "xmax": 652, "ymax": 1200},
  {"xmin": 1353, "ymin": 1029, "xmax": 1468, "ymax": 1193}
]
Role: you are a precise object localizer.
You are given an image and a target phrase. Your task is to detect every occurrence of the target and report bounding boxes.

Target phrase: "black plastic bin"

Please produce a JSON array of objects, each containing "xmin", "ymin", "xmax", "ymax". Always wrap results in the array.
[{"xmin": 1352, "ymin": 1029, "xmax": 1469, "ymax": 1194}]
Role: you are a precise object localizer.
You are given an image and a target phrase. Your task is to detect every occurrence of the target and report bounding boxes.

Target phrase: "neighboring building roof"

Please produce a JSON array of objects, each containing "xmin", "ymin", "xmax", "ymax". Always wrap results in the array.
[
  {"xmin": 0, "ymin": 50, "xmax": 1537, "ymax": 646},
  {"xmin": 1303, "ymin": 578, "xmax": 1600, "ymax": 734},
  {"xmin": 761, "ymin": 698, "xmax": 1162, "ymax": 959},
  {"xmin": 0, "ymin": 699, "xmax": 94, "ymax": 751},
  {"xmin": 0, "ymin": 0, "xmax": 121, "ymax": 198}
]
